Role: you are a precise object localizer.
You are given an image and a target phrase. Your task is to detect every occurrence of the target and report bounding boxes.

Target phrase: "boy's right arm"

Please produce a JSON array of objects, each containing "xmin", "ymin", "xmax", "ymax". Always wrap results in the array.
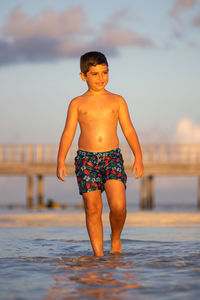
[{"xmin": 57, "ymin": 98, "xmax": 78, "ymax": 181}]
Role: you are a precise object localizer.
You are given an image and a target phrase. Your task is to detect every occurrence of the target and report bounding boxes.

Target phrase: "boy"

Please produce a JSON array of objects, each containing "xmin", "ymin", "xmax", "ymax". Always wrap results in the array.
[{"xmin": 57, "ymin": 51, "xmax": 144, "ymax": 257}]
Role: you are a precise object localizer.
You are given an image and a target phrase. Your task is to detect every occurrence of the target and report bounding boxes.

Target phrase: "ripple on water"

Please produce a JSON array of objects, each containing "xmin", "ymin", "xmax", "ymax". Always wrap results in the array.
[{"xmin": 0, "ymin": 226, "xmax": 200, "ymax": 300}]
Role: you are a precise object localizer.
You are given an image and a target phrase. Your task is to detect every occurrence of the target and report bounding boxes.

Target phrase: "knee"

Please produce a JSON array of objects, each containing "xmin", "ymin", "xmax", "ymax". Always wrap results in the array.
[
  {"xmin": 110, "ymin": 205, "xmax": 126, "ymax": 218},
  {"xmin": 84, "ymin": 203, "xmax": 102, "ymax": 217}
]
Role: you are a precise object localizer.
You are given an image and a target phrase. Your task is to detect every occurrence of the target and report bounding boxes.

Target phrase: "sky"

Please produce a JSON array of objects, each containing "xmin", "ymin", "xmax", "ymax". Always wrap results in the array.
[
  {"xmin": 0, "ymin": 0, "xmax": 200, "ymax": 206},
  {"xmin": 0, "ymin": 0, "xmax": 200, "ymax": 144}
]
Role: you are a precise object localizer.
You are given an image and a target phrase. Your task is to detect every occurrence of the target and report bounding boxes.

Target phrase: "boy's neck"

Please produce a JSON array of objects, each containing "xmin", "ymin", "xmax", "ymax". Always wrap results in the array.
[{"xmin": 86, "ymin": 88, "xmax": 108, "ymax": 95}]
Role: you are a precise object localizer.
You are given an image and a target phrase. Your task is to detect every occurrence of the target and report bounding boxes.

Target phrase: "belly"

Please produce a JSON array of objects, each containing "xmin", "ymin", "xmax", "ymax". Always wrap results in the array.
[{"xmin": 78, "ymin": 131, "xmax": 119, "ymax": 152}]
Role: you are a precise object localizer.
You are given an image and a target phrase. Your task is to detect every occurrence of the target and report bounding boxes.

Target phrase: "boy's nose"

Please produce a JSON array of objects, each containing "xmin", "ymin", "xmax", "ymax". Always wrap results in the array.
[{"xmin": 98, "ymin": 73, "xmax": 103, "ymax": 80}]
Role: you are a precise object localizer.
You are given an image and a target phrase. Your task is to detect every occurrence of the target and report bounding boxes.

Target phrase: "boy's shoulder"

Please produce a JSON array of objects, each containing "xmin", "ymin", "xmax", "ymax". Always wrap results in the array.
[
  {"xmin": 102, "ymin": 90, "xmax": 126, "ymax": 101},
  {"xmin": 107, "ymin": 92, "xmax": 127, "ymax": 106},
  {"xmin": 68, "ymin": 94, "xmax": 87, "ymax": 105},
  {"xmin": 104, "ymin": 91, "xmax": 126, "ymax": 102},
  {"xmin": 68, "ymin": 96, "xmax": 81, "ymax": 107},
  {"xmin": 106, "ymin": 91, "xmax": 125, "ymax": 100}
]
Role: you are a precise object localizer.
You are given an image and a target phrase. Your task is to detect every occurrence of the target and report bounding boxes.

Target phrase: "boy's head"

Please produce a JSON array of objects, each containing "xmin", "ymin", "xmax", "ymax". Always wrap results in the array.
[{"xmin": 80, "ymin": 51, "xmax": 108, "ymax": 75}]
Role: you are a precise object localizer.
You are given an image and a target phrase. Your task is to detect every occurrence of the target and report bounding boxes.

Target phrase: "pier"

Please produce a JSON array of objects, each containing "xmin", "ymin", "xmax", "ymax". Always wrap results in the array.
[{"xmin": 0, "ymin": 143, "xmax": 200, "ymax": 209}]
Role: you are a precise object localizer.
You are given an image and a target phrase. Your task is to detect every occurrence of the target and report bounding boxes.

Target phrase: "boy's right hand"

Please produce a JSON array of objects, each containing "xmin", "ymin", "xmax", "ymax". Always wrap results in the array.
[{"xmin": 57, "ymin": 163, "xmax": 67, "ymax": 181}]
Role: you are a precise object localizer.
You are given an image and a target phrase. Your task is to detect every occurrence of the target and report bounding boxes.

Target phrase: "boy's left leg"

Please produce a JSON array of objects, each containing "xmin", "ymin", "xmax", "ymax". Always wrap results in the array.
[{"xmin": 104, "ymin": 179, "xmax": 127, "ymax": 253}]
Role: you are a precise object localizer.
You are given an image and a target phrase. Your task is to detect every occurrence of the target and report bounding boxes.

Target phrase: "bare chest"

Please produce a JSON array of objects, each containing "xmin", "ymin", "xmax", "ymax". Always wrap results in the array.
[{"xmin": 78, "ymin": 104, "xmax": 118, "ymax": 121}]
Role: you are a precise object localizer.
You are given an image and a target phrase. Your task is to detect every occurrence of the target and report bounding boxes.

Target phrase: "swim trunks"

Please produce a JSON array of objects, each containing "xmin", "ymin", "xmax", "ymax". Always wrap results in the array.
[{"xmin": 74, "ymin": 148, "xmax": 127, "ymax": 195}]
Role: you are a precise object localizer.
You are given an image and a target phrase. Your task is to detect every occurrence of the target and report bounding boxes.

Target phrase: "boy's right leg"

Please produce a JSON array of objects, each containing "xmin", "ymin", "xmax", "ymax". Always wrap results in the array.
[{"xmin": 82, "ymin": 190, "xmax": 104, "ymax": 256}]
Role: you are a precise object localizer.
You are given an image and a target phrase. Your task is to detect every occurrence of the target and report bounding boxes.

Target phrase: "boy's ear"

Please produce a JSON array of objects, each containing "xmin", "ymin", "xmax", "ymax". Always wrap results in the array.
[{"xmin": 80, "ymin": 72, "xmax": 87, "ymax": 82}]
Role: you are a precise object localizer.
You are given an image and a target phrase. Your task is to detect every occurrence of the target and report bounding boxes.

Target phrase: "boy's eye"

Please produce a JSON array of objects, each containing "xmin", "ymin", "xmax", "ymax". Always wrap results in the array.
[{"xmin": 92, "ymin": 73, "xmax": 97, "ymax": 75}]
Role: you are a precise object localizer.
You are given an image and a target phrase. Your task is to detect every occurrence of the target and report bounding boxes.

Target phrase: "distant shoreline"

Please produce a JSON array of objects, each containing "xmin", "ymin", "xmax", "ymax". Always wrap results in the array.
[{"xmin": 0, "ymin": 211, "xmax": 200, "ymax": 228}]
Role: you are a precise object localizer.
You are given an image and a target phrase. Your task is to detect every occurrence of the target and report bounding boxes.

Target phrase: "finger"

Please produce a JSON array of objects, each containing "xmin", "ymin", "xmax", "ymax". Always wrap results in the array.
[
  {"xmin": 60, "ymin": 175, "xmax": 66, "ymax": 182},
  {"xmin": 136, "ymin": 168, "xmax": 142, "ymax": 179},
  {"xmin": 134, "ymin": 167, "xmax": 139, "ymax": 179},
  {"xmin": 58, "ymin": 171, "xmax": 66, "ymax": 182},
  {"xmin": 132, "ymin": 165, "xmax": 136, "ymax": 175},
  {"xmin": 137, "ymin": 170, "xmax": 144, "ymax": 179},
  {"xmin": 140, "ymin": 168, "xmax": 144, "ymax": 177}
]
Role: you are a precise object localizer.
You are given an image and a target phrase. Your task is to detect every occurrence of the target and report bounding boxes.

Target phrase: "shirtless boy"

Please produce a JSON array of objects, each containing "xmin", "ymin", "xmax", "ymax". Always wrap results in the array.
[{"xmin": 57, "ymin": 51, "xmax": 144, "ymax": 256}]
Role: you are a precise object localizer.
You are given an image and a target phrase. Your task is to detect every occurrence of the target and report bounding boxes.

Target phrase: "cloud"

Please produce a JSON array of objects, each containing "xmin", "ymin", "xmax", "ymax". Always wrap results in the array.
[
  {"xmin": 96, "ymin": 9, "xmax": 154, "ymax": 49},
  {"xmin": 173, "ymin": 118, "xmax": 200, "ymax": 142},
  {"xmin": 96, "ymin": 28, "xmax": 153, "ymax": 49},
  {"xmin": 192, "ymin": 12, "xmax": 200, "ymax": 27},
  {"xmin": 139, "ymin": 118, "xmax": 200, "ymax": 143},
  {"xmin": 2, "ymin": 6, "xmax": 92, "ymax": 39},
  {"xmin": 0, "ymin": 6, "xmax": 93, "ymax": 65},
  {"xmin": 170, "ymin": 0, "xmax": 196, "ymax": 21},
  {"xmin": 0, "ymin": 6, "xmax": 154, "ymax": 67},
  {"xmin": 169, "ymin": 0, "xmax": 200, "ymax": 43},
  {"xmin": 138, "ymin": 127, "xmax": 170, "ymax": 143}
]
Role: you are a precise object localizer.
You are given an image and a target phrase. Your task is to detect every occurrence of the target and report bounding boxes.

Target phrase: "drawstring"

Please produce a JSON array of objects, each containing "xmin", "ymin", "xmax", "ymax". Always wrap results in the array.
[{"xmin": 97, "ymin": 154, "xmax": 106, "ymax": 163}]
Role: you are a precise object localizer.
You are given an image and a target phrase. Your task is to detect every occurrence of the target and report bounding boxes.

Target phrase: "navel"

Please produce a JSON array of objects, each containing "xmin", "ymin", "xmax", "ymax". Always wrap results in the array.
[{"xmin": 98, "ymin": 137, "xmax": 103, "ymax": 142}]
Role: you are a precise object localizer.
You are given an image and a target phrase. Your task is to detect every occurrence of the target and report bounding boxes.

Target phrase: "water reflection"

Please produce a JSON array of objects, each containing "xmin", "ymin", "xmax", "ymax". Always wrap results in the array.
[{"xmin": 44, "ymin": 254, "xmax": 140, "ymax": 299}]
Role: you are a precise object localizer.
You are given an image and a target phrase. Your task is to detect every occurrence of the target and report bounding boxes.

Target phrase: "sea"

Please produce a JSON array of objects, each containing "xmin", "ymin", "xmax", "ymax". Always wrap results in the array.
[
  {"xmin": 0, "ymin": 175, "xmax": 200, "ymax": 299},
  {"xmin": 0, "ymin": 212, "xmax": 200, "ymax": 300}
]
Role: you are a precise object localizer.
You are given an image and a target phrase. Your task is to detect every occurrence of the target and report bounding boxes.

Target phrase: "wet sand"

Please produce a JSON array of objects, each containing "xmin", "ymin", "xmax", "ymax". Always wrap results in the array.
[{"xmin": 0, "ymin": 211, "xmax": 200, "ymax": 228}]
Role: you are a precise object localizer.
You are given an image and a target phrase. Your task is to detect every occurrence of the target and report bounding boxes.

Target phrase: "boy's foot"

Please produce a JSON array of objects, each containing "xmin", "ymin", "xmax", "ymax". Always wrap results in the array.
[{"xmin": 110, "ymin": 234, "xmax": 122, "ymax": 254}]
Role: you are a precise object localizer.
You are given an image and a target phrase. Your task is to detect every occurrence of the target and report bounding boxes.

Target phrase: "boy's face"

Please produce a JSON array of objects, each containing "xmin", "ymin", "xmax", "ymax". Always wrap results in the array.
[{"xmin": 80, "ymin": 64, "xmax": 109, "ymax": 92}]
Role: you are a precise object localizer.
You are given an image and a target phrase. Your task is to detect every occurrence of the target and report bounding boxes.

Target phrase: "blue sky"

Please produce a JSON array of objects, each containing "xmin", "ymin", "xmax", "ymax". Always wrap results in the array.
[
  {"xmin": 0, "ymin": 0, "xmax": 200, "ymax": 144},
  {"xmin": 0, "ymin": 0, "xmax": 200, "ymax": 206}
]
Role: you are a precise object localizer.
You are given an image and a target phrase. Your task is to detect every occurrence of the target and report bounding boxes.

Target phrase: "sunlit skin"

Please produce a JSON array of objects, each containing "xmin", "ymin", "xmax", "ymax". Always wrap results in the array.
[{"xmin": 57, "ymin": 63, "xmax": 144, "ymax": 256}]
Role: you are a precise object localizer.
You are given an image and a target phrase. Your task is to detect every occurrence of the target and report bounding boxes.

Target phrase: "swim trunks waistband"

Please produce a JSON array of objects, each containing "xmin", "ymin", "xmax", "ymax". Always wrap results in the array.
[{"xmin": 77, "ymin": 148, "xmax": 121, "ymax": 157}]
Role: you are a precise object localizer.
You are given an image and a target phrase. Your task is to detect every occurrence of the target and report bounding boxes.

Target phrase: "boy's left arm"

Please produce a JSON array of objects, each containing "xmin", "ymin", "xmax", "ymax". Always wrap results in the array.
[{"xmin": 118, "ymin": 97, "xmax": 144, "ymax": 179}]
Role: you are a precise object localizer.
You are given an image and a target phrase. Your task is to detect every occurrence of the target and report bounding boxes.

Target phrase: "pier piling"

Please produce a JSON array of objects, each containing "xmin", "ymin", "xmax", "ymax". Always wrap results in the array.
[
  {"xmin": 1, "ymin": 143, "xmax": 200, "ymax": 209},
  {"xmin": 140, "ymin": 175, "xmax": 154, "ymax": 209},
  {"xmin": 27, "ymin": 175, "xmax": 33, "ymax": 209},
  {"xmin": 37, "ymin": 175, "xmax": 44, "ymax": 207},
  {"xmin": 198, "ymin": 177, "xmax": 200, "ymax": 210}
]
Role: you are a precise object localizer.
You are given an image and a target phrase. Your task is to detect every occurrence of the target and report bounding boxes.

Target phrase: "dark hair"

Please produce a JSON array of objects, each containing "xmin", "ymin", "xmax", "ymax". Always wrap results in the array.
[{"xmin": 80, "ymin": 51, "xmax": 108, "ymax": 74}]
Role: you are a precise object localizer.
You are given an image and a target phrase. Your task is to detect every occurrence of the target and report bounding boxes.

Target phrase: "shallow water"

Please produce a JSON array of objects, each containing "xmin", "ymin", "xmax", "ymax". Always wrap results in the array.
[{"xmin": 0, "ymin": 226, "xmax": 200, "ymax": 300}]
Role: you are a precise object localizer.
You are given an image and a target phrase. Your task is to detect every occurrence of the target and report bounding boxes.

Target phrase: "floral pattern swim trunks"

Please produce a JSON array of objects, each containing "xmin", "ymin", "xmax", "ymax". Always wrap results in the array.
[{"xmin": 74, "ymin": 148, "xmax": 127, "ymax": 195}]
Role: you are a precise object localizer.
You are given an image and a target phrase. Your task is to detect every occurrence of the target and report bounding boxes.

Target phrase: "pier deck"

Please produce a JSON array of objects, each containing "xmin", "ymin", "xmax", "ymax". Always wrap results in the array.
[{"xmin": 0, "ymin": 144, "xmax": 200, "ymax": 209}]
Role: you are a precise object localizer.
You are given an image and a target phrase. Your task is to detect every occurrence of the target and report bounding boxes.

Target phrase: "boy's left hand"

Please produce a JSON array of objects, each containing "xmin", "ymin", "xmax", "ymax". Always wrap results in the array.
[{"xmin": 132, "ymin": 160, "xmax": 144, "ymax": 179}]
